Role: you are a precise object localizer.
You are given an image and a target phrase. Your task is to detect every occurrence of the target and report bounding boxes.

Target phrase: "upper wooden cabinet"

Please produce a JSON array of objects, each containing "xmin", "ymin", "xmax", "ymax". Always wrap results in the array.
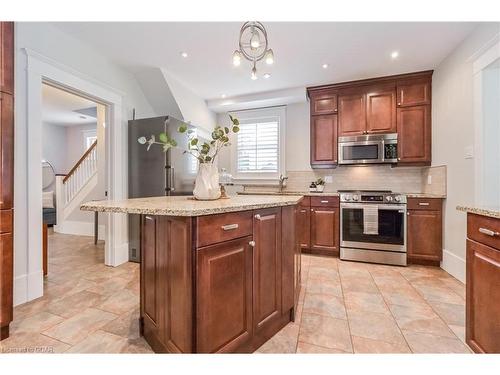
[
  {"xmin": 397, "ymin": 105, "xmax": 431, "ymax": 164},
  {"xmin": 338, "ymin": 90, "xmax": 366, "ymax": 136},
  {"xmin": 307, "ymin": 70, "xmax": 433, "ymax": 167},
  {"xmin": 310, "ymin": 90, "xmax": 337, "ymax": 115},
  {"xmin": 397, "ymin": 78, "xmax": 431, "ymax": 107},
  {"xmin": 310, "ymin": 114, "xmax": 337, "ymax": 167},
  {"xmin": 0, "ymin": 23, "xmax": 13, "ymax": 95},
  {"xmin": 366, "ymin": 85, "xmax": 397, "ymax": 134}
]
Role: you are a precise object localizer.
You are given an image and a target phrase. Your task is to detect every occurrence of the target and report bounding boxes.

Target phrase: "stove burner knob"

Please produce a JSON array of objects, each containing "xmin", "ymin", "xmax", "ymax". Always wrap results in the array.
[
  {"xmin": 386, "ymin": 195, "xmax": 393, "ymax": 202},
  {"xmin": 394, "ymin": 195, "xmax": 401, "ymax": 202},
  {"xmin": 344, "ymin": 194, "xmax": 351, "ymax": 201},
  {"xmin": 352, "ymin": 194, "xmax": 359, "ymax": 201}
]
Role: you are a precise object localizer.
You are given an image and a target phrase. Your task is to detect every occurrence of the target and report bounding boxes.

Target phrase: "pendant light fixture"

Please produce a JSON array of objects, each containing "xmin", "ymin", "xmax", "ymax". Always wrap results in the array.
[{"xmin": 232, "ymin": 21, "xmax": 274, "ymax": 80}]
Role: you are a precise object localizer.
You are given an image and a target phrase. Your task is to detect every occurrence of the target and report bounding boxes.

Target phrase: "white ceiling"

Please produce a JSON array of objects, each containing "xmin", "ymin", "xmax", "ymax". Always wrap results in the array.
[
  {"xmin": 42, "ymin": 84, "xmax": 97, "ymax": 126},
  {"xmin": 53, "ymin": 22, "xmax": 477, "ymax": 100}
]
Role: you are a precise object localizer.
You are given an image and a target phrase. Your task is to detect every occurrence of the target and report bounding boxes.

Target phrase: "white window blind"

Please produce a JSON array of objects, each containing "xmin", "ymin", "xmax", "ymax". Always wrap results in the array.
[{"xmin": 236, "ymin": 116, "xmax": 279, "ymax": 173}]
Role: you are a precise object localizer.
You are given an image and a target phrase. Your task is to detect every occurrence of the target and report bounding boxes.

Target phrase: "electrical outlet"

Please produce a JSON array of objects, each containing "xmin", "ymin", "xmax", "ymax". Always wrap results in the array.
[
  {"xmin": 464, "ymin": 145, "xmax": 474, "ymax": 159},
  {"xmin": 325, "ymin": 175, "xmax": 333, "ymax": 183},
  {"xmin": 427, "ymin": 175, "xmax": 432, "ymax": 185}
]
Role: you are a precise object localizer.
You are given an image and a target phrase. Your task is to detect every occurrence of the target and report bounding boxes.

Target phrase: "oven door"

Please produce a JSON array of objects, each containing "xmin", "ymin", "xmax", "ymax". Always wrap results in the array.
[
  {"xmin": 340, "ymin": 203, "xmax": 406, "ymax": 252},
  {"xmin": 338, "ymin": 140, "xmax": 383, "ymax": 165}
]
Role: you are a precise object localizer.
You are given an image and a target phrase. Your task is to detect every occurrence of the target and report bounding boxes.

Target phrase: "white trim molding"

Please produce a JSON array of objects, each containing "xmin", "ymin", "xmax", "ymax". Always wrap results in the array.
[
  {"xmin": 18, "ymin": 49, "xmax": 128, "ymax": 305},
  {"xmin": 441, "ymin": 249, "xmax": 466, "ymax": 283}
]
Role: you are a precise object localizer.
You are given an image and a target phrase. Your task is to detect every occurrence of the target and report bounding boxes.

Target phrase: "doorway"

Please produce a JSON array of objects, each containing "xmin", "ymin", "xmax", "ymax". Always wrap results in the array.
[{"xmin": 41, "ymin": 82, "xmax": 107, "ymax": 281}]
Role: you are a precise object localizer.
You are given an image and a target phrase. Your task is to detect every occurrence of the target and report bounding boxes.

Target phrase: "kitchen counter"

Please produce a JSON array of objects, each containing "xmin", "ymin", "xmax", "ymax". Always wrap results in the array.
[
  {"xmin": 405, "ymin": 193, "xmax": 446, "ymax": 199},
  {"xmin": 81, "ymin": 194, "xmax": 303, "ymax": 216},
  {"xmin": 456, "ymin": 205, "xmax": 500, "ymax": 219},
  {"xmin": 239, "ymin": 191, "xmax": 339, "ymax": 197}
]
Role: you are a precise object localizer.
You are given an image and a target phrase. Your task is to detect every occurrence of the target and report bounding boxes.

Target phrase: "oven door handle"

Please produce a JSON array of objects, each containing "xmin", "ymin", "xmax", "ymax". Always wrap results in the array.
[{"xmin": 340, "ymin": 203, "xmax": 406, "ymax": 211}]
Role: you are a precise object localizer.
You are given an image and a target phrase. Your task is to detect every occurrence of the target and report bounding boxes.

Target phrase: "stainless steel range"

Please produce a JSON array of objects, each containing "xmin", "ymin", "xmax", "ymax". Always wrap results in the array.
[{"xmin": 339, "ymin": 190, "xmax": 407, "ymax": 266}]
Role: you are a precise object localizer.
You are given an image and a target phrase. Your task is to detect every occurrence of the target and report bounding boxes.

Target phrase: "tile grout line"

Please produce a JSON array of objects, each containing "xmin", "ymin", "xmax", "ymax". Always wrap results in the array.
[{"xmin": 337, "ymin": 260, "xmax": 355, "ymax": 354}]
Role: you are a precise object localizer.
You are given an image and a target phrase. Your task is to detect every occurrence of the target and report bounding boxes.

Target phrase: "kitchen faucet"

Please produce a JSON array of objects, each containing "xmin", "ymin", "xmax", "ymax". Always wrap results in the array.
[{"xmin": 278, "ymin": 174, "xmax": 288, "ymax": 193}]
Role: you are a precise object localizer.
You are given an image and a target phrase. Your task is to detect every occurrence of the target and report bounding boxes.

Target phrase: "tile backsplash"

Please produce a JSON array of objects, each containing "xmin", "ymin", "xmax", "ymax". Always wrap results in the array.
[{"xmin": 243, "ymin": 165, "xmax": 447, "ymax": 196}]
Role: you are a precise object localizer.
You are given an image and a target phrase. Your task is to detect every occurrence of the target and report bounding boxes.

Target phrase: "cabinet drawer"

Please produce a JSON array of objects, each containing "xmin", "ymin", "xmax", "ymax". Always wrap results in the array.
[
  {"xmin": 196, "ymin": 211, "xmax": 253, "ymax": 248},
  {"xmin": 407, "ymin": 198, "xmax": 442, "ymax": 211},
  {"xmin": 310, "ymin": 196, "xmax": 339, "ymax": 208},
  {"xmin": 0, "ymin": 209, "xmax": 12, "ymax": 233},
  {"xmin": 299, "ymin": 197, "xmax": 310, "ymax": 207},
  {"xmin": 467, "ymin": 213, "xmax": 500, "ymax": 251}
]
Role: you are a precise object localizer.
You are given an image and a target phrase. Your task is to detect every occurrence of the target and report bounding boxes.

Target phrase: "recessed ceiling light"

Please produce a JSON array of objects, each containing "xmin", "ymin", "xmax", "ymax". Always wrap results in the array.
[
  {"xmin": 221, "ymin": 94, "xmax": 226, "ymax": 98},
  {"xmin": 322, "ymin": 63, "xmax": 329, "ymax": 69},
  {"xmin": 180, "ymin": 51, "xmax": 188, "ymax": 58},
  {"xmin": 391, "ymin": 51, "xmax": 399, "ymax": 59},
  {"xmin": 263, "ymin": 73, "xmax": 271, "ymax": 79}
]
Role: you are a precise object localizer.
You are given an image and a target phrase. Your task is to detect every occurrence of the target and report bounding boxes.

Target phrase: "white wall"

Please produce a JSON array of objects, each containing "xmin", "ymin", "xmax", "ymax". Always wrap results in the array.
[
  {"xmin": 14, "ymin": 22, "xmax": 157, "ymax": 305},
  {"xmin": 432, "ymin": 23, "xmax": 500, "ymax": 282},
  {"xmin": 162, "ymin": 69, "xmax": 216, "ymax": 133},
  {"xmin": 42, "ymin": 122, "xmax": 67, "ymax": 174}
]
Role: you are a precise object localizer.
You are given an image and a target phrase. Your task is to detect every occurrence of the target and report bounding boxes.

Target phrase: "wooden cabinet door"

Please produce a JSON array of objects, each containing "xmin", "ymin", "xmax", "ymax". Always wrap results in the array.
[
  {"xmin": 310, "ymin": 114, "xmax": 337, "ymax": 166},
  {"xmin": 253, "ymin": 208, "xmax": 282, "ymax": 334},
  {"xmin": 397, "ymin": 105, "xmax": 431, "ymax": 164},
  {"xmin": 0, "ymin": 232, "xmax": 13, "ymax": 336},
  {"xmin": 366, "ymin": 86, "xmax": 397, "ymax": 134},
  {"xmin": 196, "ymin": 236, "xmax": 253, "ymax": 353},
  {"xmin": 297, "ymin": 206, "xmax": 311, "ymax": 249},
  {"xmin": 0, "ymin": 93, "xmax": 13, "ymax": 210},
  {"xmin": 407, "ymin": 209, "xmax": 442, "ymax": 262},
  {"xmin": 310, "ymin": 91, "xmax": 337, "ymax": 115},
  {"xmin": 0, "ymin": 23, "xmax": 13, "ymax": 95},
  {"xmin": 338, "ymin": 91, "xmax": 366, "ymax": 136},
  {"xmin": 466, "ymin": 239, "xmax": 500, "ymax": 353},
  {"xmin": 310, "ymin": 207, "xmax": 339, "ymax": 255},
  {"xmin": 397, "ymin": 79, "xmax": 431, "ymax": 107}
]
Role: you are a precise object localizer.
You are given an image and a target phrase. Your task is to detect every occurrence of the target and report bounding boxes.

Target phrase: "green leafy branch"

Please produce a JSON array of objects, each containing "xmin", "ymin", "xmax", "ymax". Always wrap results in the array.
[{"xmin": 138, "ymin": 114, "xmax": 240, "ymax": 164}]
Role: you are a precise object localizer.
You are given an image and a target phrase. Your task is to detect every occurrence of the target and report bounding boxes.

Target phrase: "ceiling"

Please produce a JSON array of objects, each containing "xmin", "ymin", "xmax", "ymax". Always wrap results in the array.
[
  {"xmin": 42, "ymin": 83, "xmax": 97, "ymax": 126},
  {"xmin": 53, "ymin": 22, "xmax": 478, "ymax": 100}
]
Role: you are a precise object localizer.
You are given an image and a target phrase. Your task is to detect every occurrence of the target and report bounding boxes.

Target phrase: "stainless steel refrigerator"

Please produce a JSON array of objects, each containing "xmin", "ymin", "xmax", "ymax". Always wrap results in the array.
[{"xmin": 128, "ymin": 116, "xmax": 198, "ymax": 262}]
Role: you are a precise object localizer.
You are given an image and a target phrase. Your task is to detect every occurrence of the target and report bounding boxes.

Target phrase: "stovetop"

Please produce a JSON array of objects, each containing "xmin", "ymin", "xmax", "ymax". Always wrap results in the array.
[{"xmin": 339, "ymin": 190, "xmax": 406, "ymax": 204}]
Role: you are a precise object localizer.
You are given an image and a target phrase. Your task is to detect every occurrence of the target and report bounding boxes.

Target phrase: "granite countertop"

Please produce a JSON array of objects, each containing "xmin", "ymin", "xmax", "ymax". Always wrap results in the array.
[
  {"xmin": 404, "ymin": 193, "xmax": 447, "ymax": 199},
  {"xmin": 456, "ymin": 205, "xmax": 500, "ymax": 219},
  {"xmin": 81, "ymin": 195, "xmax": 303, "ymax": 217},
  {"xmin": 239, "ymin": 191, "xmax": 340, "ymax": 197}
]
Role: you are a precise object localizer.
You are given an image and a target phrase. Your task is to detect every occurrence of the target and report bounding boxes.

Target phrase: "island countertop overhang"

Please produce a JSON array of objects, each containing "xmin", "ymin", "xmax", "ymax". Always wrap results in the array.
[{"xmin": 80, "ymin": 194, "xmax": 304, "ymax": 217}]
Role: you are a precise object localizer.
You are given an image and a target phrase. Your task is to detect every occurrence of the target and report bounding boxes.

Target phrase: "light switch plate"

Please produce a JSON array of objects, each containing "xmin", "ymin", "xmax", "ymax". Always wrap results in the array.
[
  {"xmin": 464, "ymin": 145, "xmax": 474, "ymax": 159},
  {"xmin": 325, "ymin": 175, "xmax": 333, "ymax": 183}
]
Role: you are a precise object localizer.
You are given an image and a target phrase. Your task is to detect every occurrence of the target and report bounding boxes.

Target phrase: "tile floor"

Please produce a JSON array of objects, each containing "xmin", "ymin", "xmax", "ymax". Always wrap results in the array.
[{"xmin": 0, "ymin": 232, "xmax": 471, "ymax": 354}]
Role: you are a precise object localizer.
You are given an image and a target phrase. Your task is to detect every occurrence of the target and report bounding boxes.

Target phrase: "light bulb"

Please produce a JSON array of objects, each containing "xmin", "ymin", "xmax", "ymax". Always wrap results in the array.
[
  {"xmin": 250, "ymin": 31, "xmax": 261, "ymax": 49},
  {"xmin": 391, "ymin": 51, "xmax": 399, "ymax": 59},
  {"xmin": 264, "ymin": 49, "xmax": 274, "ymax": 65},
  {"xmin": 232, "ymin": 50, "xmax": 241, "ymax": 66},
  {"xmin": 251, "ymin": 67, "xmax": 258, "ymax": 80}
]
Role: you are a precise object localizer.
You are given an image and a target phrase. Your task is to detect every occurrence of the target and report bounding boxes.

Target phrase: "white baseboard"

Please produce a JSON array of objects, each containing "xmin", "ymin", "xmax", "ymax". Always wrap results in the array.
[
  {"xmin": 55, "ymin": 220, "xmax": 106, "ymax": 240},
  {"xmin": 13, "ymin": 270, "xmax": 43, "ymax": 306},
  {"xmin": 441, "ymin": 249, "xmax": 466, "ymax": 283}
]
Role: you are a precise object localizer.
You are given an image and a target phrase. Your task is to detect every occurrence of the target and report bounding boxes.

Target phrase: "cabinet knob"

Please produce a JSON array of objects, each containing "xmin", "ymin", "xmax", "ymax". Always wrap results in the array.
[
  {"xmin": 397, "ymin": 102, "xmax": 401, "ymax": 106},
  {"xmin": 334, "ymin": 109, "xmax": 338, "ymax": 112},
  {"xmin": 254, "ymin": 214, "xmax": 261, "ymax": 220},
  {"xmin": 249, "ymin": 240, "xmax": 256, "ymax": 247},
  {"xmin": 310, "ymin": 209, "xmax": 314, "ymax": 212},
  {"xmin": 398, "ymin": 157, "xmax": 401, "ymax": 161},
  {"xmin": 407, "ymin": 212, "xmax": 410, "ymax": 216}
]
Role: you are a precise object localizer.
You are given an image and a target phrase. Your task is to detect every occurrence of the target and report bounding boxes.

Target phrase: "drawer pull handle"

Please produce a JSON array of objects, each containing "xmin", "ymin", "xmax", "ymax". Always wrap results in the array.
[
  {"xmin": 321, "ymin": 200, "xmax": 329, "ymax": 203},
  {"xmin": 254, "ymin": 214, "xmax": 261, "ymax": 220},
  {"xmin": 479, "ymin": 227, "xmax": 500, "ymax": 237},
  {"xmin": 418, "ymin": 202, "xmax": 430, "ymax": 206},
  {"xmin": 249, "ymin": 240, "xmax": 256, "ymax": 247},
  {"xmin": 300, "ymin": 209, "xmax": 307, "ymax": 213},
  {"xmin": 221, "ymin": 224, "xmax": 239, "ymax": 231}
]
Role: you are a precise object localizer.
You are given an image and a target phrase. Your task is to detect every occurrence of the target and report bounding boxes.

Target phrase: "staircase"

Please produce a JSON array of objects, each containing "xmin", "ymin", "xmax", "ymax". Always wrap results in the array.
[{"xmin": 55, "ymin": 141, "xmax": 103, "ymax": 237}]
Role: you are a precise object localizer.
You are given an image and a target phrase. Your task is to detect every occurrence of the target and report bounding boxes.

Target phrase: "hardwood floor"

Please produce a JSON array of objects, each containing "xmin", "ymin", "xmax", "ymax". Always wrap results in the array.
[{"xmin": 0, "ymin": 231, "xmax": 470, "ymax": 354}]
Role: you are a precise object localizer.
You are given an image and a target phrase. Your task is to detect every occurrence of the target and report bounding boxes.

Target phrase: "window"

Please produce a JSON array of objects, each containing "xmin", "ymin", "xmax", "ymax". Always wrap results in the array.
[
  {"xmin": 82, "ymin": 129, "xmax": 97, "ymax": 150},
  {"xmin": 230, "ymin": 107, "xmax": 285, "ymax": 181}
]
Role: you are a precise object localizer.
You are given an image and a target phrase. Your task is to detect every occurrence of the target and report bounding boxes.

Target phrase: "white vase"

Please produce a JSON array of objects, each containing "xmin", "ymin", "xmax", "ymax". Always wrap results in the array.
[
  {"xmin": 193, "ymin": 163, "xmax": 221, "ymax": 200},
  {"xmin": 316, "ymin": 184, "xmax": 325, "ymax": 192}
]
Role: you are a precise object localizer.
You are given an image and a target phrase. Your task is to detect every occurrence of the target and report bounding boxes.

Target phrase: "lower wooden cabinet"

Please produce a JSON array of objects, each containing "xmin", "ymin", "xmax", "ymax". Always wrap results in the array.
[
  {"xmin": 310, "ymin": 207, "xmax": 340, "ymax": 255},
  {"xmin": 0, "ymin": 231, "xmax": 13, "ymax": 340},
  {"xmin": 466, "ymin": 239, "xmax": 500, "ymax": 353},
  {"xmin": 197, "ymin": 236, "xmax": 253, "ymax": 353},
  {"xmin": 407, "ymin": 198, "xmax": 443, "ymax": 265},
  {"xmin": 297, "ymin": 205, "xmax": 311, "ymax": 250},
  {"xmin": 141, "ymin": 206, "xmax": 298, "ymax": 353}
]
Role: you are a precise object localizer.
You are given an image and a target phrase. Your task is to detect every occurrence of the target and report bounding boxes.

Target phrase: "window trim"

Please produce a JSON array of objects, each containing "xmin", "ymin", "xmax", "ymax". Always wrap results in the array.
[{"xmin": 229, "ymin": 106, "xmax": 286, "ymax": 183}]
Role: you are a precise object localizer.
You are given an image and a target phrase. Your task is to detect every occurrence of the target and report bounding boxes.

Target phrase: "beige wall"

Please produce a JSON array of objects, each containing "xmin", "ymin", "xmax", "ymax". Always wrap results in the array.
[{"xmin": 432, "ymin": 23, "xmax": 500, "ymax": 282}]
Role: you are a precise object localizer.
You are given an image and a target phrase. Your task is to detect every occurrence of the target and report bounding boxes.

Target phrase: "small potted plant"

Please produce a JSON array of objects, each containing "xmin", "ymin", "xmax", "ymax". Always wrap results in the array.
[
  {"xmin": 138, "ymin": 115, "xmax": 240, "ymax": 200},
  {"xmin": 315, "ymin": 177, "xmax": 325, "ymax": 192}
]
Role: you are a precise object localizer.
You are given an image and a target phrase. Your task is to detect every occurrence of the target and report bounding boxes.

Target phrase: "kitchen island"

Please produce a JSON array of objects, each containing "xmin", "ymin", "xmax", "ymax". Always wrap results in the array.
[{"xmin": 81, "ymin": 195, "xmax": 303, "ymax": 353}]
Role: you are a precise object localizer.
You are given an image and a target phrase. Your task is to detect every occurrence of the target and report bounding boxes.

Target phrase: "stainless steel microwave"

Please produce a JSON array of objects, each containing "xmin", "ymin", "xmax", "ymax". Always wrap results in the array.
[{"xmin": 338, "ymin": 133, "xmax": 398, "ymax": 165}]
